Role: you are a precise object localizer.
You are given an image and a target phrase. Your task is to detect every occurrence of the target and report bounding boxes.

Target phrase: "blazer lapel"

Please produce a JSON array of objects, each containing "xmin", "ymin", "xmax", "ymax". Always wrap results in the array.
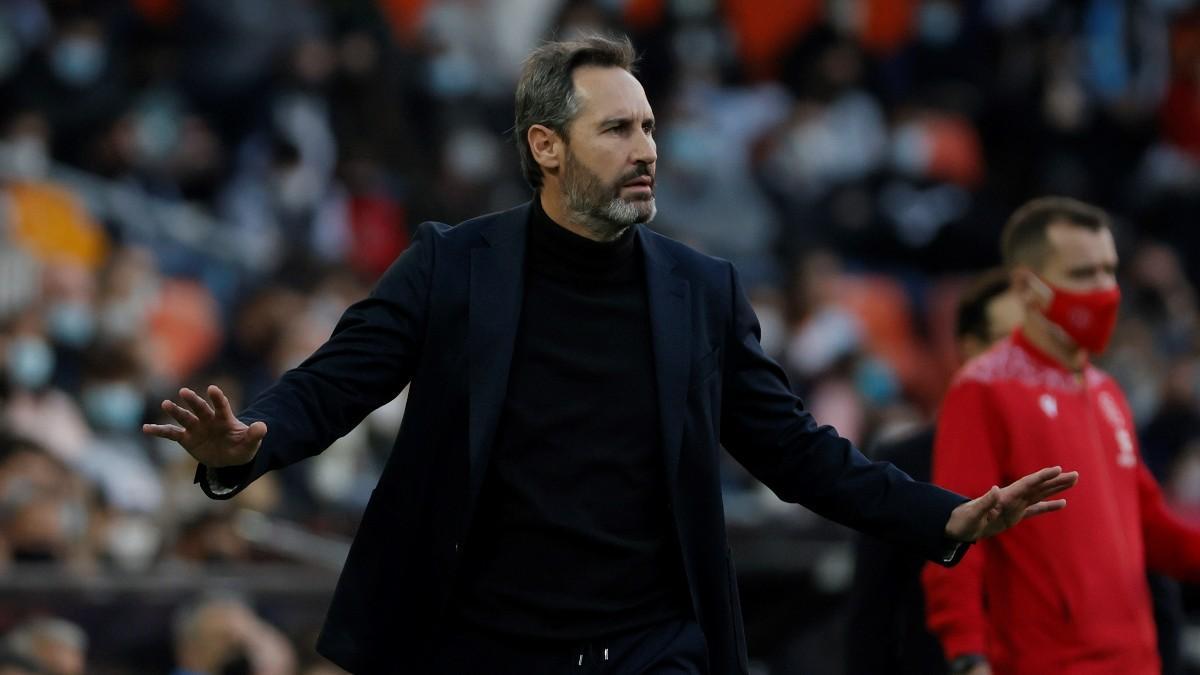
[
  {"xmin": 467, "ymin": 203, "xmax": 529, "ymax": 506},
  {"xmin": 640, "ymin": 228, "xmax": 691, "ymax": 489}
]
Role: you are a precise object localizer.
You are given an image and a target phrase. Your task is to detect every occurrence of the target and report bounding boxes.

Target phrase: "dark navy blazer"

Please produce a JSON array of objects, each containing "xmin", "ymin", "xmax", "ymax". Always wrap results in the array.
[{"xmin": 199, "ymin": 201, "xmax": 967, "ymax": 674}]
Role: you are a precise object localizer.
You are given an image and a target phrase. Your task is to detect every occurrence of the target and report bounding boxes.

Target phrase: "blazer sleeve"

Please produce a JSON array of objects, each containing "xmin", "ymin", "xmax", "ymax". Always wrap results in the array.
[
  {"xmin": 195, "ymin": 222, "xmax": 439, "ymax": 499},
  {"xmin": 718, "ymin": 263, "xmax": 968, "ymax": 563}
]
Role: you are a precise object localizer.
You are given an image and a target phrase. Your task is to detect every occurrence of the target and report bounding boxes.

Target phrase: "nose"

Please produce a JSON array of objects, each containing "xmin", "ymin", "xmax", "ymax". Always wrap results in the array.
[{"xmin": 633, "ymin": 128, "xmax": 656, "ymax": 167}]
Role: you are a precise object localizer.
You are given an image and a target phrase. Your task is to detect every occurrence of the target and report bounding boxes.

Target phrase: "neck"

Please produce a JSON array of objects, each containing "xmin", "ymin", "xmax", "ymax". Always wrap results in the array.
[
  {"xmin": 538, "ymin": 188, "xmax": 628, "ymax": 242},
  {"xmin": 1021, "ymin": 314, "xmax": 1088, "ymax": 371}
]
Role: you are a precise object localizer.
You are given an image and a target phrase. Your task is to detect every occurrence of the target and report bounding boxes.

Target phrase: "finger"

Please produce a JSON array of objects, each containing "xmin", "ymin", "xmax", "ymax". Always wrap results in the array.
[
  {"xmin": 247, "ymin": 421, "xmax": 268, "ymax": 443},
  {"xmin": 142, "ymin": 423, "xmax": 186, "ymax": 442},
  {"xmin": 209, "ymin": 384, "xmax": 236, "ymax": 422},
  {"xmin": 1023, "ymin": 499, "xmax": 1067, "ymax": 518},
  {"xmin": 1013, "ymin": 466, "xmax": 1063, "ymax": 492},
  {"xmin": 1030, "ymin": 473, "xmax": 1079, "ymax": 501},
  {"xmin": 1035, "ymin": 470, "xmax": 1078, "ymax": 490},
  {"xmin": 163, "ymin": 400, "xmax": 199, "ymax": 428},
  {"xmin": 1023, "ymin": 471, "xmax": 1080, "ymax": 502},
  {"xmin": 1001, "ymin": 467, "xmax": 1067, "ymax": 504},
  {"xmin": 180, "ymin": 387, "xmax": 215, "ymax": 420},
  {"xmin": 977, "ymin": 485, "xmax": 1000, "ymax": 511},
  {"xmin": 966, "ymin": 486, "xmax": 1001, "ymax": 521}
]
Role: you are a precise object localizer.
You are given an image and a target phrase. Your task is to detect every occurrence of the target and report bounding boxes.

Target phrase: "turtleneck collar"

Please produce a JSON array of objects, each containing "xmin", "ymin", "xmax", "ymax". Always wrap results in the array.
[{"xmin": 528, "ymin": 193, "xmax": 639, "ymax": 282}]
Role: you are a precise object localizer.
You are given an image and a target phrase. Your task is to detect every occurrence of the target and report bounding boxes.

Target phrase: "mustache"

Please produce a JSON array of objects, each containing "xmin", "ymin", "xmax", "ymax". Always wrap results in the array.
[{"xmin": 619, "ymin": 163, "xmax": 654, "ymax": 185}]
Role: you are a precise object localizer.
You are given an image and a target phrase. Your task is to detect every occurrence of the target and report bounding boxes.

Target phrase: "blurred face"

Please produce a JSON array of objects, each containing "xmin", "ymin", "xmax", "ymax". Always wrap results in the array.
[
  {"xmin": 31, "ymin": 636, "xmax": 84, "ymax": 675},
  {"xmin": 959, "ymin": 290, "xmax": 1023, "ymax": 361},
  {"xmin": 1021, "ymin": 222, "xmax": 1119, "ymax": 302},
  {"xmin": 985, "ymin": 291, "xmax": 1024, "ymax": 343},
  {"xmin": 1014, "ymin": 222, "xmax": 1121, "ymax": 355},
  {"xmin": 543, "ymin": 66, "xmax": 657, "ymax": 235},
  {"xmin": 0, "ymin": 450, "xmax": 81, "ymax": 562}
]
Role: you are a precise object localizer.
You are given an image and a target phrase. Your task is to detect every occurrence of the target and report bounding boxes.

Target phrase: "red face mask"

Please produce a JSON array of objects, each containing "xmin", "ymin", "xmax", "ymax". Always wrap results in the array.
[{"xmin": 1037, "ymin": 279, "xmax": 1121, "ymax": 354}]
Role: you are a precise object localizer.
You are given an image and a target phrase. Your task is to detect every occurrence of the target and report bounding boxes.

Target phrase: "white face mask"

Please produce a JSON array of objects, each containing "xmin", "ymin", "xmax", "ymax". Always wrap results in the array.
[
  {"xmin": 106, "ymin": 514, "xmax": 161, "ymax": 571},
  {"xmin": 46, "ymin": 301, "xmax": 96, "ymax": 348},
  {"xmin": 51, "ymin": 35, "xmax": 107, "ymax": 87},
  {"xmin": 273, "ymin": 165, "xmax": 323, "ymax": 214},
  {"xmin": 443, "ymin": 128, "xmax": 500, "ymax": 182},
  {"xmin": 5, "ymin": 336, "xmax": 55, "ymax": 390},
  {"xmin": 0, "ymin": 136, "xmax": 50, "ymax": 180},
  {"xmin": 82, "ymin": 382, "xmax": 145, "ymax": 433},
  {"xmin": 917, "ymin": 0, "xmax": 962, "ymax": 46}
]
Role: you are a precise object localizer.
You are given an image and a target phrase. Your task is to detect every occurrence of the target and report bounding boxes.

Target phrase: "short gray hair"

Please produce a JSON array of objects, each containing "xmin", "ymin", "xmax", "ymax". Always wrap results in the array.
[{"xmin": 514, "ymin": 33, "xmax": 638, "ymax": 189}]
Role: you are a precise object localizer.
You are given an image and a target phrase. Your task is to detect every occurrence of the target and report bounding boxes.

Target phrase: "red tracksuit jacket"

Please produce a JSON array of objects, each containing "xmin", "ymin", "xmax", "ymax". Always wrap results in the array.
[{"xmin": 922, "ymin": 330, "xmax": 1200, "ymax": 675}]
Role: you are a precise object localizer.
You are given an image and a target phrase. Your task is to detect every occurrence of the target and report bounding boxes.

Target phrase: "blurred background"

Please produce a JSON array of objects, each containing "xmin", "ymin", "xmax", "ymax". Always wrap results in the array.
[{"xmin": 0, "ymin": 0, "xmax": 1198, "ymax": 673}]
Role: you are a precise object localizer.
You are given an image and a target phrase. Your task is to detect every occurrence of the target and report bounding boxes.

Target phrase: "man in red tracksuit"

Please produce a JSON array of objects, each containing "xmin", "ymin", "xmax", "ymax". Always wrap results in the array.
[{"xmin": 922, "ymin": 196, "xmax": 1200, "ymax": 675}]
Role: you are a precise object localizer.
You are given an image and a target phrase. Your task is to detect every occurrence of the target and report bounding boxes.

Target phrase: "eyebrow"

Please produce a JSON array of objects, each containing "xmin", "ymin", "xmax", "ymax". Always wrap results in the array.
[{"xmin": 598, "ymin": 116, "xmax": 655, "ymax": 128}]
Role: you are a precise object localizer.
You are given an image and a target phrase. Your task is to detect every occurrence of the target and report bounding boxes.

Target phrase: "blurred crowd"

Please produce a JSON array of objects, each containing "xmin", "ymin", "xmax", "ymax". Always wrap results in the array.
[{"xmin": 1, "ymin": 0, "xmax": 1199, "ymax": 673}]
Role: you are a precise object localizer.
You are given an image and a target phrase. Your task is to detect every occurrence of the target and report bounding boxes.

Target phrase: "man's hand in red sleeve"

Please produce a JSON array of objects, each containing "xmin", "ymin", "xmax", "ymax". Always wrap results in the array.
[{"xmin": 944, "ymin": 466, "xmax": 1079, "ymax": 542}]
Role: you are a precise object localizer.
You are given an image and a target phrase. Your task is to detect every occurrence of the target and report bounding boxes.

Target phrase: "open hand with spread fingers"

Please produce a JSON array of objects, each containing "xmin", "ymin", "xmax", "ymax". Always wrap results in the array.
[
  {"xmin": 944, "ymin": 466, "xmax": 1079, "ymax": 542},
  {"xmin": 142, "ymin": 384, "xmax": 266, "ymax": 469}
]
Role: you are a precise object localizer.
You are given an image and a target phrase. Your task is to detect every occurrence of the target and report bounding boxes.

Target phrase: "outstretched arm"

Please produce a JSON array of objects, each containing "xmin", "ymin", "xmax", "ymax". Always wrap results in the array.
[
  {"xmin": 718, "ymin": 263, "xmax": 1075, "ymax": 563},
  {"xmin": 144, "ymin": 222, "xmax": 440, "ymax": 498}
]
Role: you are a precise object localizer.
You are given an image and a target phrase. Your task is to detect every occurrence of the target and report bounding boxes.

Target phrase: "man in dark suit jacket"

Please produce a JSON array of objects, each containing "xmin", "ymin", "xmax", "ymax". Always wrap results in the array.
[{"xmin": 144, "ymin": 34, "xmax": 1077, "ymax": 674}]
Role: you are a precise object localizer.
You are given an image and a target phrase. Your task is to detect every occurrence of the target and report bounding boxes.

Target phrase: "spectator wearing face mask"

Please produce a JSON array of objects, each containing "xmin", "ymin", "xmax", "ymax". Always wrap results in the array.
[
  {"xmin": 0, "ymin": 432, "xmax": 91, "ymax": 567},
  {"xmin": 2, "ymin": 309, "xmax": 92, "ymax": 466},
  {"xmin": 74, "ymin": 342, "xmax": 162, "ymax": 517}
]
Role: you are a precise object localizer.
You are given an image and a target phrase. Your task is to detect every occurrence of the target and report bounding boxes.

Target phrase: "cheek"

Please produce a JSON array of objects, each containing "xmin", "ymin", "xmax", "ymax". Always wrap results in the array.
[
  {"xmin": 1017, "ymin": 287, "xmax": 1047, "ymax": 312},
  {"xmin": 590, "ymin": 141, "xmax": 629, "ymax": 170}
]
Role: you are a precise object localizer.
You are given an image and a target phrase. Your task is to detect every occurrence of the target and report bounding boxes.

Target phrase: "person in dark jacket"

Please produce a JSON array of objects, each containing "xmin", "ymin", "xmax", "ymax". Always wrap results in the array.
[{"xmin": 144, "ymin": 34, "xmax": 1077, "ymax": 674}]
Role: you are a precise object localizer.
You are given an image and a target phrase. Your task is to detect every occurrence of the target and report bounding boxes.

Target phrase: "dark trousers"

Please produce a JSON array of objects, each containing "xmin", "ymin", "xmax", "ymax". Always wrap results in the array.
[{"xmin": 431, "ymin": 618, "xmax": 708, "ymax": 674}]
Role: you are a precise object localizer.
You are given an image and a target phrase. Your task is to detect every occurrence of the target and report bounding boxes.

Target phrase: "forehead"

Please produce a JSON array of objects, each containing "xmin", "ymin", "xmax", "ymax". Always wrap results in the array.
[
  {"xmin": 1044, "ymin": 221, "xmax": 1116, "ymax": 268},
  {"xmin": 570, "ymin": 66, "xmax": 653, "ymax": 123}
]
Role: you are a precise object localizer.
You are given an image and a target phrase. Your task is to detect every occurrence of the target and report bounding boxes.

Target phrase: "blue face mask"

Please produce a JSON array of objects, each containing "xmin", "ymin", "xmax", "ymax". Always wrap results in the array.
[
  {"xmin": 854, "ymin": 357, "xmax": 900, "ymax": 406},
  {"xmin": 47, "ymin": 301, "xmax": 96, "ymax": 349},
  {"xmin": 6, "ymin": 337, "xmax": 55, "ymax": 391},
  {"xmin": 51, "ymin": 36, "xmax": 107, "ymax": 87},
  {"xmin": 82, "ymin": 382, "xmax": 145, "ymax": 433},
  {"xmin": 918, "ymin": 1, "xmax": 962, "ymax": 46}
]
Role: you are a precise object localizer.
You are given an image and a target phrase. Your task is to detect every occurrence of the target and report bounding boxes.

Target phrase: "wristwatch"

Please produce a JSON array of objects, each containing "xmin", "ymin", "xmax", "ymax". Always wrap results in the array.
[{"xmin": 948, "ymin": 653, "xmax": 987, "ymax": 674}]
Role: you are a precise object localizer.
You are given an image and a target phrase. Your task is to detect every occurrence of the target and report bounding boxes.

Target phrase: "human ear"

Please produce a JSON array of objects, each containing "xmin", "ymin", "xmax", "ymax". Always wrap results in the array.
[
  {"xmin": 527, "ymin": 124, "xmax": 563, "ymax": 173},
  {"xmin": 1013, "ymin": 267, "xmax": 1050, "ymax": 310}
]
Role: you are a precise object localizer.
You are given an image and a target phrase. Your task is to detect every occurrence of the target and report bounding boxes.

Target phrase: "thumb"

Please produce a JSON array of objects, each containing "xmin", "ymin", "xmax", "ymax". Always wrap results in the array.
[
  {"xmin": 247, "ymin": 421, "xmax": 268, "ymax": 443},
  {"xmin": 975, "ymin": 485, "xmax": 1000, "ymax": 514}
]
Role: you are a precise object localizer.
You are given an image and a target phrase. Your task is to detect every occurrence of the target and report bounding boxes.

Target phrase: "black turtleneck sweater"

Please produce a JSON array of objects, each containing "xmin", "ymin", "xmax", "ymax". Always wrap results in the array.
[{"xmin": 453, "ymin": 197, "xmax": 688, "ymax": 640}]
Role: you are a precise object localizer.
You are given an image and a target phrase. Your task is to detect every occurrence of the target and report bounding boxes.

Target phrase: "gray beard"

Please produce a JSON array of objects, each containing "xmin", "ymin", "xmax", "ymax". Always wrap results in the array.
[{"xmin": 562, "ymin": 153, "xmax": 656, "ymax": 241}]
